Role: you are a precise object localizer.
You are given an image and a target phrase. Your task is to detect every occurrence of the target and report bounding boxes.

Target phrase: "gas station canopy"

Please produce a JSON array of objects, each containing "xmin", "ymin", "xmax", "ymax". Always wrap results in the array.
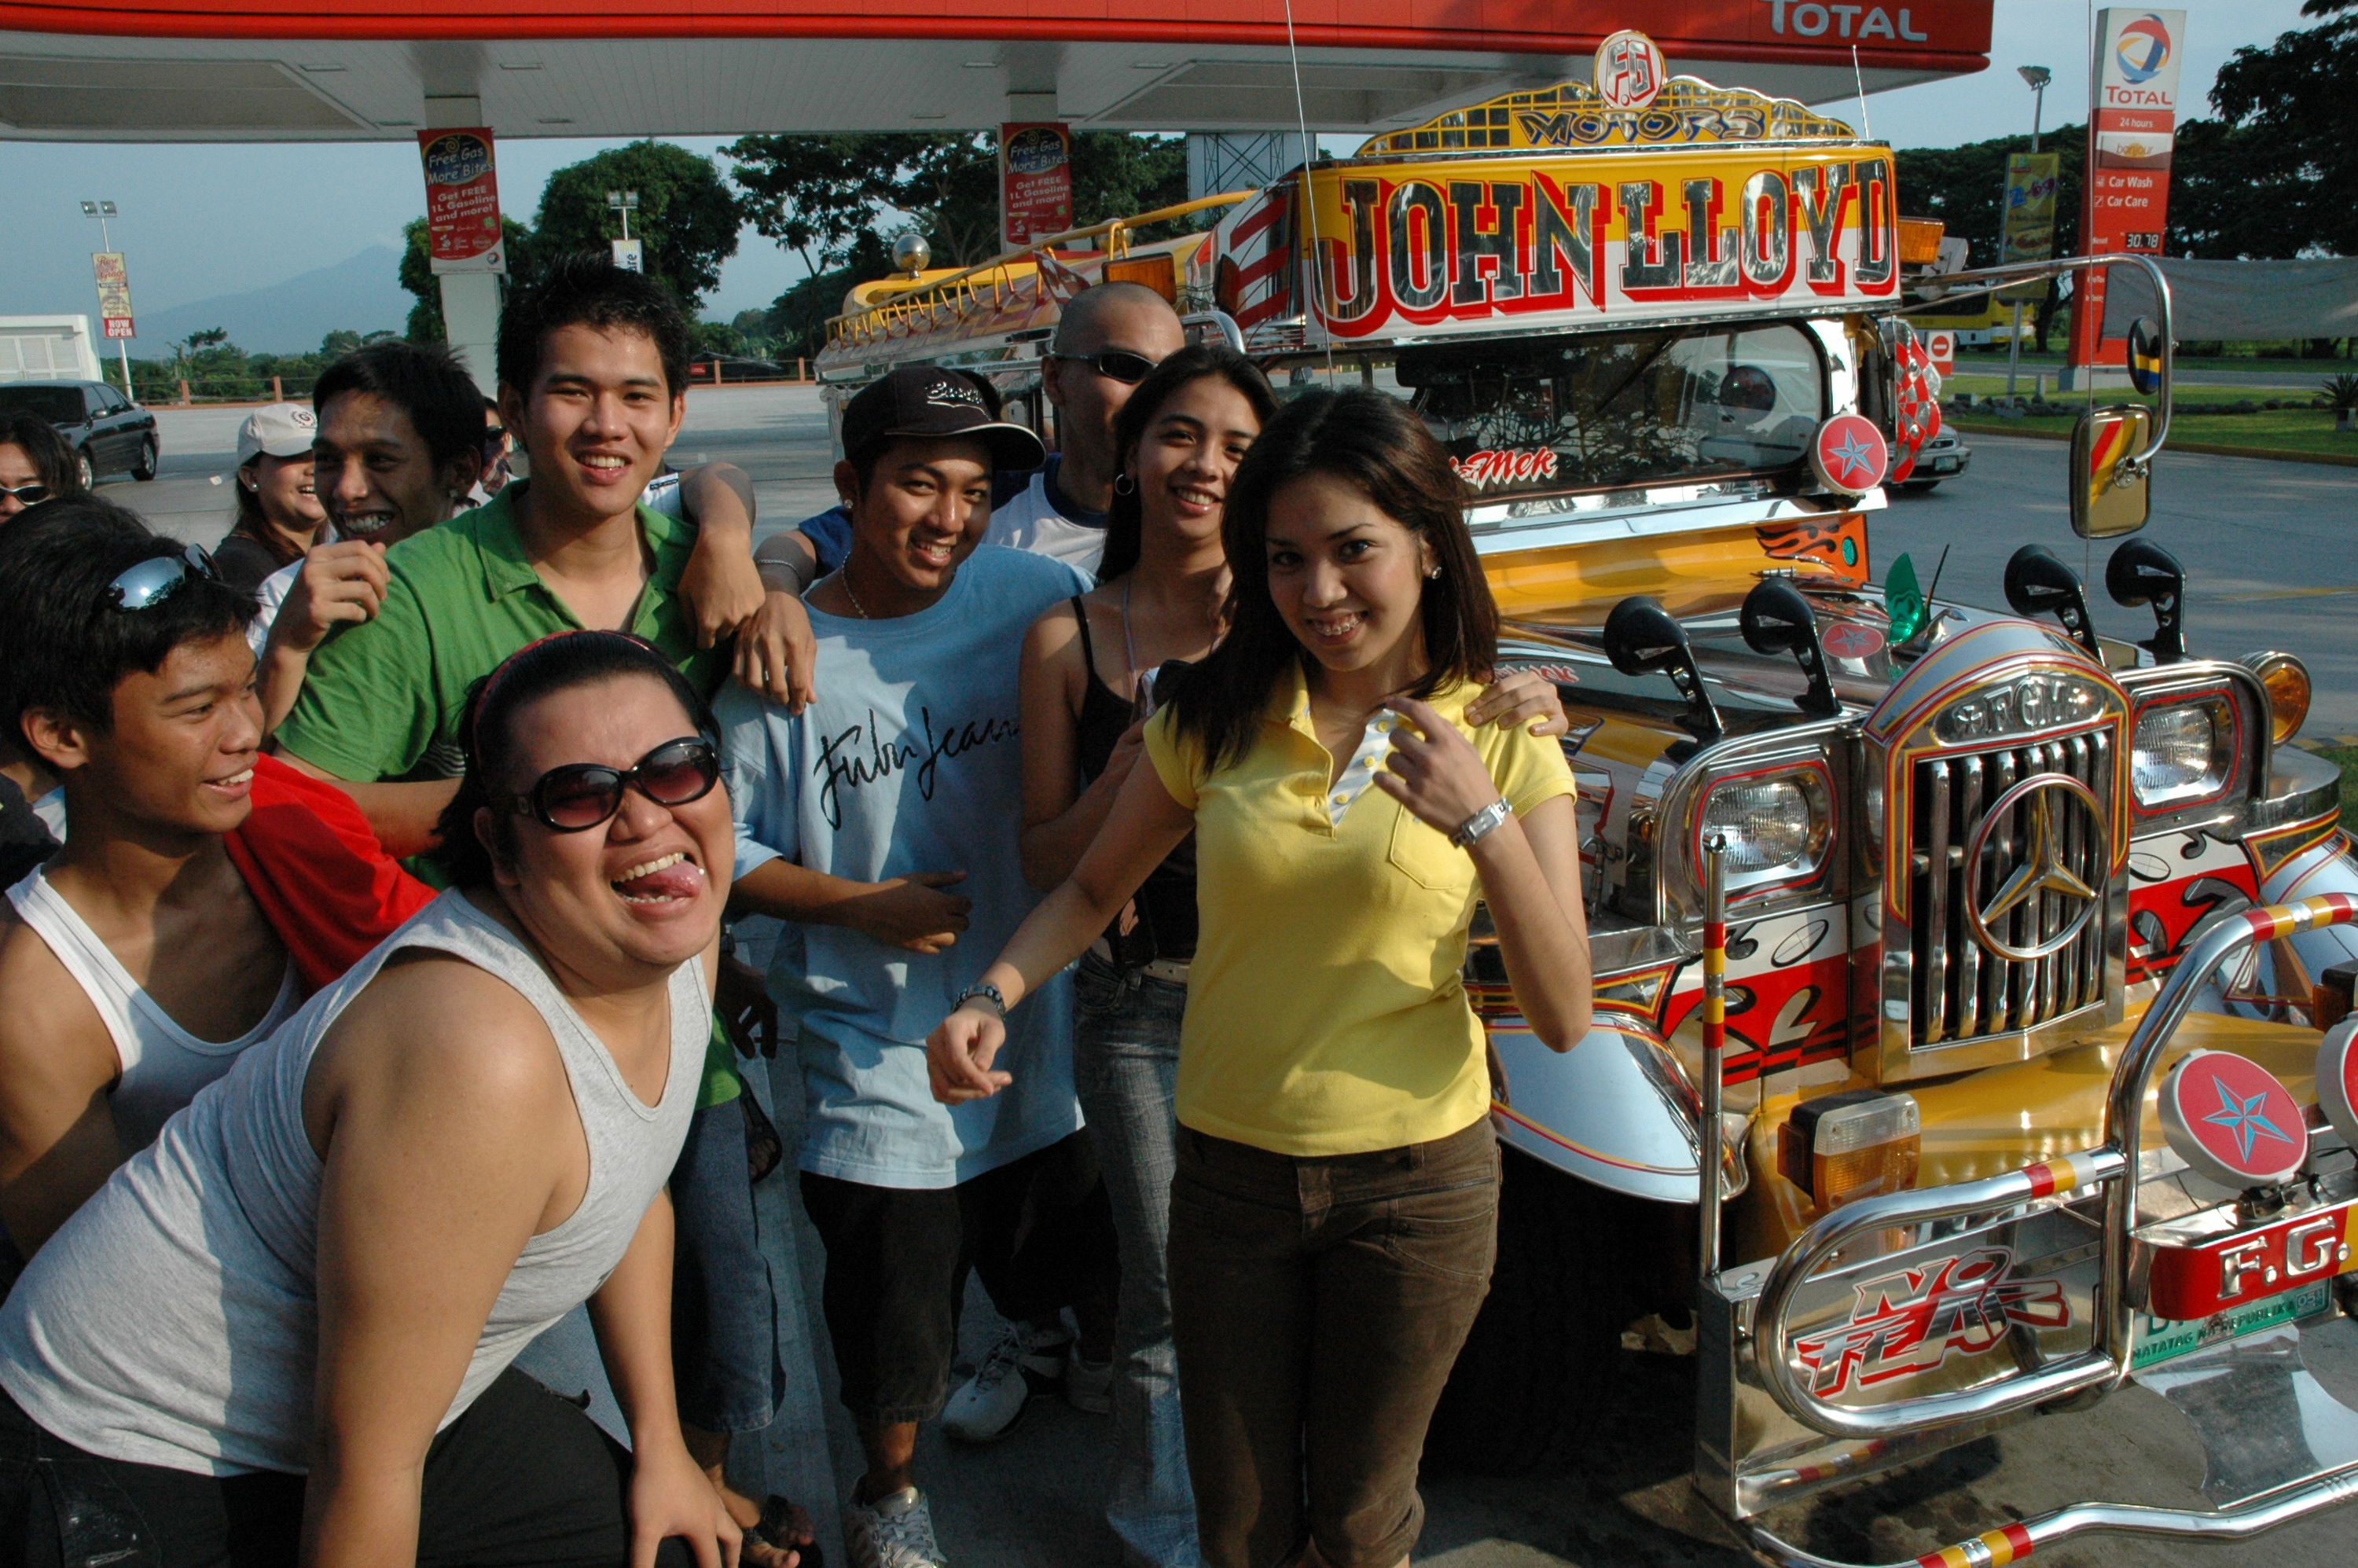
[{"xmin": 0, "ymin": 0, "xmax": 1993, "ymax": 140}]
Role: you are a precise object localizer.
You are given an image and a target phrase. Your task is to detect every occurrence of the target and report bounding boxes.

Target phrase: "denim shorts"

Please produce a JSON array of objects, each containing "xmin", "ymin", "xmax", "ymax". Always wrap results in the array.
[{"xmin": 1167, "ymin": 1116, "xmax": 1499, "ymax": 1568}]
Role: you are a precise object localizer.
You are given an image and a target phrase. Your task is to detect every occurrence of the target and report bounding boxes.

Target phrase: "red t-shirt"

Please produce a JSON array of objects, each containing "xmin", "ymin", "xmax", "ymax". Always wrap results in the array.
[{"xmin": 224, "ymin": 754, "xmax": 434, "ymax": 993}]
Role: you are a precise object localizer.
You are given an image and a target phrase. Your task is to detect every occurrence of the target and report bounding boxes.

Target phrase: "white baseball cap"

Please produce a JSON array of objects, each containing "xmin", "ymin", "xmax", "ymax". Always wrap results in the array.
[{"xmin": 237, "ymin": 403, "xmax": 318, "ymax": 465}]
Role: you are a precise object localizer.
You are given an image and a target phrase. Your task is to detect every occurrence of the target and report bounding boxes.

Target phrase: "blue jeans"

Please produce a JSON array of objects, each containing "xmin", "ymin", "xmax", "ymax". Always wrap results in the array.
[
  {"xmin": 671, "ymin": 1096, "xmax": 785, "ymax": 1434},
  {"xmin": 1073, "ymin": 950, "xmax": 1199, "ymax": 1568}
]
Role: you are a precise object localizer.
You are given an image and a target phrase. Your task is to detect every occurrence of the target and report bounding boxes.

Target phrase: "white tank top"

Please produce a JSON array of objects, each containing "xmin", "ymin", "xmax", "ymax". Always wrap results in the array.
[
  {"xmin": 0, "ymin": 889, "xmax": 708, "ymax": 1476},
  {"xmin": 6, "ymin": 866, "xmax": 301, "ymax": 1150}
]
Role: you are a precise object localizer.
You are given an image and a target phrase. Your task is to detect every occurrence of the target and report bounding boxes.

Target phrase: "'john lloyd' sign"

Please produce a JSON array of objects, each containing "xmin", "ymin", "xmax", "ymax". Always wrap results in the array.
[{"xmin": 1304, "ymin": 149, "xmax": 1897, "ymax": 342}]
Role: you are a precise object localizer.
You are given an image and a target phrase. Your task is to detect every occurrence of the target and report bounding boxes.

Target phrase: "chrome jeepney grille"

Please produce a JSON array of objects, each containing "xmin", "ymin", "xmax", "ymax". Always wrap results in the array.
[{"xmin": 1908, "ymin": 733, "xmax": 2114, "ymax": 1047}]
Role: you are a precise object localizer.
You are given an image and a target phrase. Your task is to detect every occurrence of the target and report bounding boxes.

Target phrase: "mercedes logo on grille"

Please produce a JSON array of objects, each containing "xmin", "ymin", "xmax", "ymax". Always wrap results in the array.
[{"xmin": 1963, "ymin": 773, "xmax": 2105, "ymax": 963}]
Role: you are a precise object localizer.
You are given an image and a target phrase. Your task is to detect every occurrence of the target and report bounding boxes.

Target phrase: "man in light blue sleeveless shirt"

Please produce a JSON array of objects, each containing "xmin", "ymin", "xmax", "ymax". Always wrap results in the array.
[{"xmin": 722, "ymin": 366, "xmax": 1111, "ymax": 1568}]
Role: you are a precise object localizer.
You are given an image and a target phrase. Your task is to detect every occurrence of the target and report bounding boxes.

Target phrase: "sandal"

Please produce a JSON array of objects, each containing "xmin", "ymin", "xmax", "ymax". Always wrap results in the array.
[{"xmin": 747, "ymin": 1494, "xmax": 821, "ymax": 1568}]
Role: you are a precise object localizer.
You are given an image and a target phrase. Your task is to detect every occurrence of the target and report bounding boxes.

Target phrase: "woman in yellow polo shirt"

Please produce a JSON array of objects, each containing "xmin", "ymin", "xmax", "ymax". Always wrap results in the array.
[{"xmin": 930, "ymin": 387, "xmax": 1591, "ymax": 1568}]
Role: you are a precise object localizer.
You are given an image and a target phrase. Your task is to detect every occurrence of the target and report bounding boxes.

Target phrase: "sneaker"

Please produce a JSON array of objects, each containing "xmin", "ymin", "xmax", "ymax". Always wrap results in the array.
[
  {"xmin": 1064, "ymin": 1352, "xmax": 1112, "ymax": 1414},
  {"xmin": 940, "ymin": 1320, "xmax": 1070, "ymax": 1441},
  {"xmin": 844, "ymin": 1485, "xmax": 947, "ymax": 1568}
]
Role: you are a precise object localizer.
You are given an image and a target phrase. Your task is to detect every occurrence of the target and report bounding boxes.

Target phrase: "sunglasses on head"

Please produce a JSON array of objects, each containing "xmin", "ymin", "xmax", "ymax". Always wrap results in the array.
[
  {"xmin": 1052, "ymin": 350, "xmax": 1158, "ymax": 385},
  {"xmin": 104, "ymin": 543, "xmax": 218, "ymax": 611},
  {"xmin": 507, "ymin": 736, "xmax": 721, "ymax": 833},
  {"xmin": 2, "ymin": 483, "xmax": 51, "ymax": 508}
]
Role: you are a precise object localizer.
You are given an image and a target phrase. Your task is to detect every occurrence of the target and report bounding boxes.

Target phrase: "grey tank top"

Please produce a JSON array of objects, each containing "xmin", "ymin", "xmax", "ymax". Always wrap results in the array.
[{"xmin": 0, "ymin": 889, "xmax": 707, "ymax": 1476}]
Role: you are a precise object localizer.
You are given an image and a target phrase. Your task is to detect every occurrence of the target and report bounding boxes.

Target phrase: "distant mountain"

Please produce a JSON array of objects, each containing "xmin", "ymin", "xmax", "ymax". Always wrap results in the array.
[{"xmin": 134, "ymin": 247, "xmax": 409, "ymax": 356}]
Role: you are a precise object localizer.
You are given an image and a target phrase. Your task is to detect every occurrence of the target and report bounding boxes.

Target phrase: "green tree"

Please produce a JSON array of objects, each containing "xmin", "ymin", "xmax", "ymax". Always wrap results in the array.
[
  {"xmin": 761, "ymin": 230, "xmax": 894, "ymax": 361},
  {"xmin": 528, "ymin": 141, "xmax": 742, "ymax": 308},
  {"xmin": 727, "ymin": 129, "xmax": 1198, "ymax": 274},
  {"xmin": 2169, "ymin": 5, "xmax": 2358, "ymax": 259}
]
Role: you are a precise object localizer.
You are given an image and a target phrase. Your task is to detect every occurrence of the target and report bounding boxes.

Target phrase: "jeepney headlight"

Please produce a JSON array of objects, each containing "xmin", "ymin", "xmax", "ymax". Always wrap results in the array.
[
  {"xmin": 2132, "ymin": 698, "xmax": 2236, "ymax": 808},
  {"xmin": 2246, "ymin": 651, "xmax": 2312, "ymax": 744},
  {"xmin": 1778, "ymin": 1089, "xmax": 1921, "ymax": 1210},
  {"xmin": 1699, "ymin": 765, "xmax": 1831, "ymax": 895}
]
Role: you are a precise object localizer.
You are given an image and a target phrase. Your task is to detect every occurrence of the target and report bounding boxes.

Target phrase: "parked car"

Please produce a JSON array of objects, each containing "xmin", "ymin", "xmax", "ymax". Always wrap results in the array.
[
  {"xmin": 0, "ymin": 380, "xmax": 159, "ymax": 487},
  {"xmin": 1894, "ymin": 425, "xmax": 1971, "ymax": 490}
]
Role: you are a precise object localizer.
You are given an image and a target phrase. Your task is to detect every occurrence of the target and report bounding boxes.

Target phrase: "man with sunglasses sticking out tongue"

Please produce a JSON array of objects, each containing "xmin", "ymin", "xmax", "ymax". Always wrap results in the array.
[{"xmin": 719, "ymin": 366, "xmax": 1114, "ymax": 1568}]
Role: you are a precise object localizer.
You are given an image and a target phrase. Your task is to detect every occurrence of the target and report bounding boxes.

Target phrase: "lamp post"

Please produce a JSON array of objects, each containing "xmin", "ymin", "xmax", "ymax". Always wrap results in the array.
[
  {"xmin": 2004, "ymin": 67, "xmax": 2053, "ymax": 398},
  {"xmin": 79, "ymin": 200, "xmax": 136, "ymax": 399}
]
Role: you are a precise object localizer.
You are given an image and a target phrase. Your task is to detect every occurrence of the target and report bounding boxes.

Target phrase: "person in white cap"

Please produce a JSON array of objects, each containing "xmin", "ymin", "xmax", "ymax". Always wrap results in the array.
[{"xmin": 213, "ymin": 402, "xmax": 327, "ymax": 592}]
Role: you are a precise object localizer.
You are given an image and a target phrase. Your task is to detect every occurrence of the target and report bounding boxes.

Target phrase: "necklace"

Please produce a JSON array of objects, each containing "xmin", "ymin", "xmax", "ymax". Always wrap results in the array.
[{"xmin": 838, "ymin": 567, "xmax": 871, "ymax": 620}]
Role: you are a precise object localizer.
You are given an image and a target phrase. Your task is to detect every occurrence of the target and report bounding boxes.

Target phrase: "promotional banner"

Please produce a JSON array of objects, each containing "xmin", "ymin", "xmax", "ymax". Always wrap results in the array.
[
  {"xmin": 90, "ymin": 251, "xmax": 134, "ymax": 340},
  {"xmin": 612, "ymin": 237, "xmax": 645, "ymax": 274},
  {"xmin": 417, "ymin": 127, "xmax": 507, "ymax": 275},
  {"xmin": 2070, "ymin": 9, "xmax": 2184, "ymax": 372},
  {"xmin": 1998, "ymin": 152, "xmax": 2059, "ymax": 305},
  {"xmin": 1000, "ymin": 123, "xmax": 1074, "ymax": 250}
]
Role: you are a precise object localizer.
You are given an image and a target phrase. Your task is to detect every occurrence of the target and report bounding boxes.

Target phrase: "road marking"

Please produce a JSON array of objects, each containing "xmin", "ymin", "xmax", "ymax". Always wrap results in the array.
[{"xmin": 2211, "ymin": 586, "xmax": 2358, "ymax": 604}]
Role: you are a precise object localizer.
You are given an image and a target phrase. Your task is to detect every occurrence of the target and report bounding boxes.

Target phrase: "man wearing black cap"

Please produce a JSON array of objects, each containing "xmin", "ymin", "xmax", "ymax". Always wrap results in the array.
[{"xmin": 717, "ymin": 366, "xmax": 1114, "ymax": 1568}]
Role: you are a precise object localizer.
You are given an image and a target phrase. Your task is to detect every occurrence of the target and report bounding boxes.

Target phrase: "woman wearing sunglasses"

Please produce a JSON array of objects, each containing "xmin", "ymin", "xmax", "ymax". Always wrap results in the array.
[
  {"xmin": 0, "ymin": 413, "xmax": 83, "ymax": 524},
  {"xmin": 0, "ymin": 630, "xmax": 740, "ymax": 1566}
]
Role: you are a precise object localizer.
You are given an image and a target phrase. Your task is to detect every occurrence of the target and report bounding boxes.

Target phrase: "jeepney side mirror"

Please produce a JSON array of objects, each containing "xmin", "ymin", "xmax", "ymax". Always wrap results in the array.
[
  {"xmin": 2004, "ymin": 545, "xmax": 2102, "ymax": 660},
  {"xmin": 2068, "ymin": 405, "xmax": 2154, "ymax": 539},
  {"xmin": 1603, "ymin": 596, "xmax": 1724, "ymax": 750},
  {"xmin": 1740, "ymin": 578, "xmax": 1841, "ymax": 718},
  {"xmin": 2105, "ymin": 538, "xmax": 2187, "ymax": 664}
]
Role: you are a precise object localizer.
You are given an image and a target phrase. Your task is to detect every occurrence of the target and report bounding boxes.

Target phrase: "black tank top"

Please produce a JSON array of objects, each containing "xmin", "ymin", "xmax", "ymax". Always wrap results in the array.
[{"xmin": 1071, "ymin": 596, "xmax": 1199, "ymax": 966}]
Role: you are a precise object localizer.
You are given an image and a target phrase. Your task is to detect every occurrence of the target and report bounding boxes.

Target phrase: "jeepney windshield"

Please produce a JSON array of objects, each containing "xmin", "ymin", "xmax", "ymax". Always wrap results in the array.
[{"xmin": 1395, "ymin": 321, "xmax": 1824, "ymax": 499}]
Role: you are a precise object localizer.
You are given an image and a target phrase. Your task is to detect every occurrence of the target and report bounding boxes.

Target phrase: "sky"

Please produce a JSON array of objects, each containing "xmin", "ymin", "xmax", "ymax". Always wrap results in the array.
[{"xmin": 0, "ymin": 0, "xmax": 2323, "ymax": 341}]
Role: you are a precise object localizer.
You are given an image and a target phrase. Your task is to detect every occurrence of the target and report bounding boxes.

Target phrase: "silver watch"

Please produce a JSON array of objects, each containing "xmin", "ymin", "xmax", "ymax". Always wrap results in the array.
[{"xmin": 1449, "ymin": 799, "xmax": 1513, "ymax": 850}]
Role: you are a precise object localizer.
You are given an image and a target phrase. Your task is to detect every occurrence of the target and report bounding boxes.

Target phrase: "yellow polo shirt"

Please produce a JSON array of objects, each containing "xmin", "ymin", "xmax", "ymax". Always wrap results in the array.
[{"xmin": 1144, "ymin": 669, "xmax": 1574, "ymax": 1157}]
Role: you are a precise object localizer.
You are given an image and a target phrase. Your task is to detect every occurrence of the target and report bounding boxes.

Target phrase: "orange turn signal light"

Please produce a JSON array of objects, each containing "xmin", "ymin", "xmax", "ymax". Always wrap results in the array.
[{"xmin": 1778, "ymin": 1089, "xmax": 1923, "ymax": 1211}]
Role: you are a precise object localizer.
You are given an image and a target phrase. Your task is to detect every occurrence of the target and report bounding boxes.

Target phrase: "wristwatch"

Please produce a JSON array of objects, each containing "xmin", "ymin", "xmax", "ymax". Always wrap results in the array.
[
  {"xmin": 954, "ymin": 982, "xmax": 1009, "ymax": 1019},
  {"xmin": 1449, "ymin": 799, "xmax": 1514, "ymax": 850}
]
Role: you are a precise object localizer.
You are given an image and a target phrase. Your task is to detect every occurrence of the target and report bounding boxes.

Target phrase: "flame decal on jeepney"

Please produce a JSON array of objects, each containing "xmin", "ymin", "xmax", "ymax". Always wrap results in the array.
[
  {"xmin": 1453, "ymin": 448, "xmax": 1559, "ymax": 489},
  {"xmin": 1754, "ymin": 510, "xmax": 1868, "ymax": 585},
  {"xmin": 1791, "ymin": 1247, "xmax": 2070, "ymax": 1398}
]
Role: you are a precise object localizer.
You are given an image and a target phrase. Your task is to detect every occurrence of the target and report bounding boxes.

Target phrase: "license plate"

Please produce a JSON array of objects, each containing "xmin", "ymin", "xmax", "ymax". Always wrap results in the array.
[
  {"xmin": 2132, "ymin": 1280, "xmax": 2334, "ymax": 1372},
  {"xmin": 2141, "ymin": 1199, "xmax": 2358, "ymax": 1321}
]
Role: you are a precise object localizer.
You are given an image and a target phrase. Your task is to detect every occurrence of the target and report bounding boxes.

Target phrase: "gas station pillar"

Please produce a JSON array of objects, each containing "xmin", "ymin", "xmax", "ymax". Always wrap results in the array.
[{"xmin": 424, "ymin": 94, "xmax": 501, "ymax": 395}]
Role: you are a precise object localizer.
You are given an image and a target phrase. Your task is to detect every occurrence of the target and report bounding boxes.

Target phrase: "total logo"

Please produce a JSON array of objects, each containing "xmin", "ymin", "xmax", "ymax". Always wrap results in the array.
[{"xmin": 2115, "ymin": 13, "xmax": 2174, "ymax": 84}]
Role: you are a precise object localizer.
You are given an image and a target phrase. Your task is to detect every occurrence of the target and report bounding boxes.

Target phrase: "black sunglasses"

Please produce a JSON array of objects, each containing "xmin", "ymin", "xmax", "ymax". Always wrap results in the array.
[
  {"xmin": 507, "ymin": 736, "xmax": 720, "ymax": 833},
  {"xmin": 104, "ymin": 543, "xmax": 217, "ymax": 611},
  {"xmin": 1052, "ymin": 350, "xmax": 1158, "ymax": 385},
  {"xmin": 1, "ymin": 483, "xmax": 51, "ymax": 507}
]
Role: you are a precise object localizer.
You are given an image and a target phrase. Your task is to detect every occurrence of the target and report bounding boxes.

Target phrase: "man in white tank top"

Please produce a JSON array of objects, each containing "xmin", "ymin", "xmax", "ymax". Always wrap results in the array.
[
  {"xmin": 0, "ymin": 630, "xmax": 740, "ymax": 1563},
  {"xmin": 0, "ymin": 502, "xmax": 303, "ymax": 1262}
]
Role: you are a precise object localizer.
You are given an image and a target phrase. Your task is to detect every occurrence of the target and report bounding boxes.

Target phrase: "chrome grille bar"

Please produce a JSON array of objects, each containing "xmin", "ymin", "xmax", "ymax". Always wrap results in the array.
[{"xmin": 1906, "ymin": 730, "xmax": 2114, "ymax": 1050}]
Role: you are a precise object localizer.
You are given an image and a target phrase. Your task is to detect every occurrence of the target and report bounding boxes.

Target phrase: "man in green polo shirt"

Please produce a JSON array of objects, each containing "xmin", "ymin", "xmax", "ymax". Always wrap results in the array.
[{"xmin": 276, "ymin": 258, "xmax": 729, "ymax": 855}]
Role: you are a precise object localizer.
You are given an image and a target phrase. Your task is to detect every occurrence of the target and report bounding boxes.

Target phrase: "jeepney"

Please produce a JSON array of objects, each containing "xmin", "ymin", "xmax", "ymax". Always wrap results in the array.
[{"xmin": 816, "ymin": 33, "xmax": 2358, "ymax": 1564}]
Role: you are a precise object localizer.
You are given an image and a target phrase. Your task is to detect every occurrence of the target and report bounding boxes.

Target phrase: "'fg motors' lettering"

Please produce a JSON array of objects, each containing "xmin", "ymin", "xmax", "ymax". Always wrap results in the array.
[
  {"xmin": 1790, "ymin": 1247, "xmax": 2070, "ymax": 1397},
  {"xmin": 1453, "ymin": 449, "xmax": 1559, "ymax": 489}
]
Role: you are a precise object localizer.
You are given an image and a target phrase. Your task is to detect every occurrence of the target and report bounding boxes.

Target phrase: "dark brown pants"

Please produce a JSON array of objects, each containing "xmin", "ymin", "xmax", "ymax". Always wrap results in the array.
[{"xmin": 1166, "ymin": 1117, "xmax": 1499, "ymax": 1568}]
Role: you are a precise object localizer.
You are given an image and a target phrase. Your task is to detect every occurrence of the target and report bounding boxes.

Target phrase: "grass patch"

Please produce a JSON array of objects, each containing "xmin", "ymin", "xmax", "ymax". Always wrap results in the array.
[
  {"xmin": 1949, "ymin": 404, "xmax": 2358, "ymax": 461},
  {"xmin": 2315, "ymin": 747, "xmax": 2358, "ymax": 832}
]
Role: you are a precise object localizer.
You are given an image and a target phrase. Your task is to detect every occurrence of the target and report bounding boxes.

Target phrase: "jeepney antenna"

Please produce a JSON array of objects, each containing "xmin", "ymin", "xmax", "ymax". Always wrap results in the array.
[
  {"xmin": 1849, "ymin": 47, "xmax": 1872, "ymax": 140},
  {"xmin": 1922, "ymin": 545, "xmax": 1951, "ymax": 622},
  {"xmin": 1279, "ymin": 0, "xmax": 1338, "ymax": 376}
]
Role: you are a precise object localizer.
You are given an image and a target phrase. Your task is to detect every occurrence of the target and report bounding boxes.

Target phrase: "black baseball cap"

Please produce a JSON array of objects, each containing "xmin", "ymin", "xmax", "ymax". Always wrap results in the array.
[{"xmin": 841, "ymin": 366, "xmax": 1046, "ymax": 476}]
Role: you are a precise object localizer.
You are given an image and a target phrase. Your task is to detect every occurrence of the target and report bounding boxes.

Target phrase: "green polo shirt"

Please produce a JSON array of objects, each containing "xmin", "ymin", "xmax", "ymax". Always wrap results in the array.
[
  {"xmin": 276, "ymin": 484, "xmax": 742, "ymax": 1110},
  {"xmin": 277, "ymin": 484, "xmax": 726, "ymax": 784}
]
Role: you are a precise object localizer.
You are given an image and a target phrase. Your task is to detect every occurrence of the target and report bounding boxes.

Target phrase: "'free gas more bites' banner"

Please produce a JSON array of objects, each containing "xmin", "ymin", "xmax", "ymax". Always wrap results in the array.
[
  {"xmin": 1001, "ymin": 123, "xmax": 1074, "ymax": 250},
  {"xmin": 2070, "ymin": 8, "xmax": 2184, "ymax": 371},
  {"xmin": 417, "ymin": 128, "xmax": 507, "ymax": 275}
]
